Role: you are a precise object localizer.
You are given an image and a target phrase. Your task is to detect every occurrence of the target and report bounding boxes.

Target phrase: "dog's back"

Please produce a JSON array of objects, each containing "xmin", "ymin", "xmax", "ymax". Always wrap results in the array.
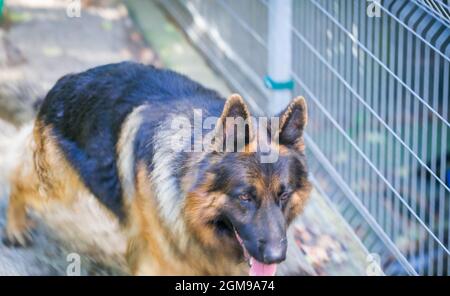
[{"xmin": 36, "ymin": 62, "xmax": 225, "ymax": 219}]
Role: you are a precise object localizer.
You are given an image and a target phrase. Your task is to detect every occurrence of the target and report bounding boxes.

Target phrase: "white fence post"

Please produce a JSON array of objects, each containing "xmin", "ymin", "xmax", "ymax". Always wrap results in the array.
[{"xmin": 266, "ymin": 0, "xmax": 293, "ymax": 115}]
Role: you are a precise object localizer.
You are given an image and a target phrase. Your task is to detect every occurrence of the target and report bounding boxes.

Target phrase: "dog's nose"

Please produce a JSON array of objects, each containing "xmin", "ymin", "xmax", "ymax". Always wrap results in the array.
[{"xmin": 258, "ymin": 238, "xmax": 287, "ymax": 264}]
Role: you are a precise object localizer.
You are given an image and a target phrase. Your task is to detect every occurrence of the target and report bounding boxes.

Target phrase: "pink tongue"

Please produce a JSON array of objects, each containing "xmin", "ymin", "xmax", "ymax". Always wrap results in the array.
[{"xmin": 249, "ymin": 258, "xmax": 277, "ymax": 276}]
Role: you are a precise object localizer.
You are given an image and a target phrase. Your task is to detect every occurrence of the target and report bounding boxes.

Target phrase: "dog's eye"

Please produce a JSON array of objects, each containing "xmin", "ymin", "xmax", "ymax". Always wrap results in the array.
[
  {"xmin": 238, "ymin": 193, "xmax": 251, "ymax": 202},
  {"xmin": 279, "ymin": 191, "xmax": 290, "ymax": 202}
]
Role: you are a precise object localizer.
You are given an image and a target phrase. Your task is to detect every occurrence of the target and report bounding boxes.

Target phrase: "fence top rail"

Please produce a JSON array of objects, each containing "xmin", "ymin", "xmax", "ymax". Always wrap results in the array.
[
  {"xmin": 412, "ymin": 0, "xmax": 450, "ymax": 29},
  {"xmin": 375, "ymin": 0, "xmax": 450, "ymax": 63}
]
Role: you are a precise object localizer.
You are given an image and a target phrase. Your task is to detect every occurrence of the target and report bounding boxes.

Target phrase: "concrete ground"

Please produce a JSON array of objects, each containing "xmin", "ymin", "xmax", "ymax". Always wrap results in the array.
[
  {"xmin": 0, "ymin": 0, "xmax": 369, "ymax": 275},
  {"xmin": 0, "ymin": 0, "xmax": 162, "ymax": 125}
]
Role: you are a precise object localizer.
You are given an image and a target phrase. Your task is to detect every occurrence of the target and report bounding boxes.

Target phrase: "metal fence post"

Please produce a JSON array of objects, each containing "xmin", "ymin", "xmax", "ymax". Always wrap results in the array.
[{"xmin": 266, "ymin": 0, "xmax": 293, "ymax": 115}]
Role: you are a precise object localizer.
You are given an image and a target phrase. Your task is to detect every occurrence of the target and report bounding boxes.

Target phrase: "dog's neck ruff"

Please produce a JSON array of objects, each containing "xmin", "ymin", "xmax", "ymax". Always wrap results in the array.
[
  {"xmin": 118, "ymin": 109, "xmax": 189, "ymax": 240},
  {"xmin": 150, "ymin": 116, "xmax": 191, "ymax": 240}
]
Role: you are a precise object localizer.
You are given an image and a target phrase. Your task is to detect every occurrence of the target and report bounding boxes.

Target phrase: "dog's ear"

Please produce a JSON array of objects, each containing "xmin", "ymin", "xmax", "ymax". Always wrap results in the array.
[
  {"xmin": 278, "ymin": 97, "xmax": 307, "ymax": 149},
  {"xmin": 213, "ymin": 94, "xmax": 253, "ymax": 152}
]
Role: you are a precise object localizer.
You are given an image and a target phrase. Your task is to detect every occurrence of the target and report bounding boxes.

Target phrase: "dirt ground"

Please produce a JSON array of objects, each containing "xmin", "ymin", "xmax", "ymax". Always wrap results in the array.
[{"xmin": 0, "ymin": 0, "xmax": 369, "ymax": 276}]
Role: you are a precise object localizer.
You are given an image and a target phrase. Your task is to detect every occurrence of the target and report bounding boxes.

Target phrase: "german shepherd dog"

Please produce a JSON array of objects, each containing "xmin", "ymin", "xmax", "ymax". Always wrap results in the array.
[{"xmin": 3, "ymin": 62, "xmax": 312, "ymax": 275}]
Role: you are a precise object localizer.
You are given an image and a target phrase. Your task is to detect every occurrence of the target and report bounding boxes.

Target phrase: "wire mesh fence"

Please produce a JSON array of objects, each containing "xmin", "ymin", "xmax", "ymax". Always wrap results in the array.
[{"xmin": 160, "ymin": 0, "xmax": 450, "ymax": 275}]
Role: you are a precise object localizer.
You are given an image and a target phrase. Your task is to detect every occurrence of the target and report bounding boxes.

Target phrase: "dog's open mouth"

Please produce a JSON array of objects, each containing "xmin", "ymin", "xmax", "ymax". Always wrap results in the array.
[
  {"xmin": 234, "ymin": 230, "xmax": 277, "ymax": 276},
  {"xmin": 215, "ymin": 217, "xmax": 277, "ymax": 276}
]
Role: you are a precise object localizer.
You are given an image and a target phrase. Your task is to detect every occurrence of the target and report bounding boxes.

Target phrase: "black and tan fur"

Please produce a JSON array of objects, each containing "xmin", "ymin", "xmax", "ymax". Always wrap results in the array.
[{"xmin": 3, "ymin": 62, "xmax": 312, "ymax": 275}]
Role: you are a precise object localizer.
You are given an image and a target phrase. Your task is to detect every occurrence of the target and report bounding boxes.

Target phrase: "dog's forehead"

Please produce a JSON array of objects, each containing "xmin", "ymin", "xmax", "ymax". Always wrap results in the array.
[
  {"xmin": 208, "ymin": 150, "xmax": 305, "ymax": 196},
  {"xmin": 230, "ymin": 152, "xmax": 297, "ymax": 182}
]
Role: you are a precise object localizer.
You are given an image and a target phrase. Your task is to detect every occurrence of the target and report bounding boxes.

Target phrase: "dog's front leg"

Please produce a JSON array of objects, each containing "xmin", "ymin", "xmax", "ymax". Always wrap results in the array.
[{"xmin": 3, "ymin": 164, "xmax": 37, "ymax": 247}]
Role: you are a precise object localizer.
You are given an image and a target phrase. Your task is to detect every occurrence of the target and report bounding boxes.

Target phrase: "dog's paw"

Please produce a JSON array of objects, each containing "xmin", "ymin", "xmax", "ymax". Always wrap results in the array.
[{"xmin": 2, "ymin": 227, "xmax": 34, "ymax": 248}]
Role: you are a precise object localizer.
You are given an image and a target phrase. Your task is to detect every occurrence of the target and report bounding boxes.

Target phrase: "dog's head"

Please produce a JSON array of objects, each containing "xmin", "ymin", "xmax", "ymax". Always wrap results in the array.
[{"xmin": 184, "ymin": 94, "xmax": 311, "ymax": 275}]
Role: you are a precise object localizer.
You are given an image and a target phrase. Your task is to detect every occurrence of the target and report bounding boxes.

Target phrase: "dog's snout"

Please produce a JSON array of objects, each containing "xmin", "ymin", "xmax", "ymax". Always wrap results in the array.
[{"xmin": 258, "ymin": 238, "xmax": 287, "ymax": 264}]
